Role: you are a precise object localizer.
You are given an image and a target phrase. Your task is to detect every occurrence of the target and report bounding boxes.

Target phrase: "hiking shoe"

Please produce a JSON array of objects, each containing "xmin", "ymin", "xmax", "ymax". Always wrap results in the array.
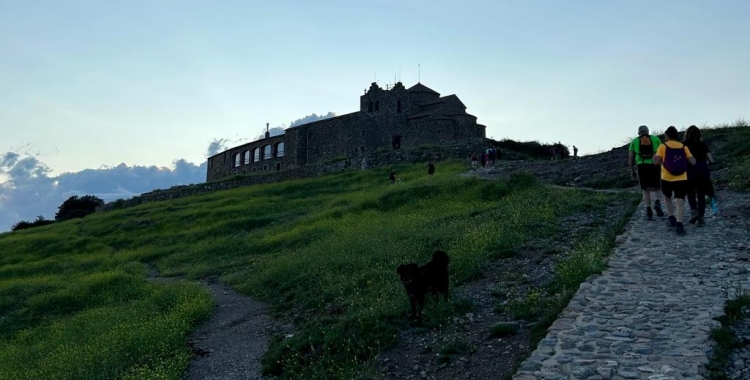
[
  {"xmin": 667, "ymin": 216, "xmax": 677, "ymax": 228},
  {"xmin": 646, "ymin": 207, "xmax": 653, "ymax": 220},
  {"xmin": 697, "ymin": 218, "xmax": 706, "ymax": 227},
  {"xmin": 688, "ymin": 210, "xmax": 698, "ymax": 224},
  {"xmin": 675, "ymin": 222, "xmax": 686, "ymax": 235},
  {"xmin": 654, "ymin": 200, "xmax": 665, "ymax": 217}
]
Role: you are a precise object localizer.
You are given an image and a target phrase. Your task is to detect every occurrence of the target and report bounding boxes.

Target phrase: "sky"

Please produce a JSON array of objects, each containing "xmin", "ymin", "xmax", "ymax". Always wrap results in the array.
[{"xmin": 1, "ymin": 0, "xmax": 749, "ymax": 230}]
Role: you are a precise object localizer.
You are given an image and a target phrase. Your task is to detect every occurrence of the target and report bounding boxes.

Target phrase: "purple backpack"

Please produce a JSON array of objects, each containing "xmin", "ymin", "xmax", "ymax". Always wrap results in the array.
[{"xmin": 663, "ymin": 144, "xmax": 688, "ymax": 175}]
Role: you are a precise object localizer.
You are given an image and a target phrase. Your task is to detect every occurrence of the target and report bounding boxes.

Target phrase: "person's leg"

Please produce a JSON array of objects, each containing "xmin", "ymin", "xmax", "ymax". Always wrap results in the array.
[
  {"xmin": 650, "ymin": 166, "xmax": 664, "ymax": 217},
  {"xmin": 674, "ymin": 181, "xmax": 688, "ymax": 235},
  {"xmin": 662, "ymin": 180, "xmax": 677, "ymax": 228},
  {"xmin": 687, "ymin": 178, "xmax": 705, "ymax": 224},
  {"xmin": 638, "ymin": 165, "xmax": 654, "ymax": 219}
]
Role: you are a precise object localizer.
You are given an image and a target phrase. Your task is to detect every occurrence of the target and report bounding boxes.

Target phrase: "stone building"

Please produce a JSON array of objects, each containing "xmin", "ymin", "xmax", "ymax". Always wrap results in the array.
[{"xmin": 206, "ymin": 82, "xmax": 486, "ymax": 181}]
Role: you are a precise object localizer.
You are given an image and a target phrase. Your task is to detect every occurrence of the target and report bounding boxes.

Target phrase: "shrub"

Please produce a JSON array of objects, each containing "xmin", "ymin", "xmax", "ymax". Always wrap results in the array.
[
  {"xmin": 55, "ymin": 195, "xmax": 104, "ymax": 221},
  {"xmin": 11, "ymin": 215, "xmax": 55, "ymax": 232}
]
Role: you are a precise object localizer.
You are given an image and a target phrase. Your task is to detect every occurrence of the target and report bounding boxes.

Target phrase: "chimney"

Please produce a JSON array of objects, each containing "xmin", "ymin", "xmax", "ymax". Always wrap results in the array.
[{"xmin": 265, "ymin": 123, "xmax": 270, "ymax": 139}]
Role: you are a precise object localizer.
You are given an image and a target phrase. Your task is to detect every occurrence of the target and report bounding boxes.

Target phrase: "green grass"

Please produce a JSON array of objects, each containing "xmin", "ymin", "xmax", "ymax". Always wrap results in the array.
[
  {"xmin": 707, "ymin": 291, "xmax": 750, "ymax": 379},
  {"xmin": 501, "ymin": 189, "xmax": 639, "ymax": 344},
  {"xmin": 0, "ymin": 159, "xmax": 633, "ymax": 379}
]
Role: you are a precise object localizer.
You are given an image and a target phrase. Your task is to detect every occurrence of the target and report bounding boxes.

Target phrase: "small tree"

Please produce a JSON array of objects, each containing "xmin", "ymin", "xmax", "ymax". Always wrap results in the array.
[{"xmin": 55, "ymin": 195, "xmax": 104, "ymax": 221}]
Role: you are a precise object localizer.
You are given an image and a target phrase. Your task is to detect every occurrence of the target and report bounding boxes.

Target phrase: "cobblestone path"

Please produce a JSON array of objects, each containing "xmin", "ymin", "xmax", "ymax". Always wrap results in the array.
[{"xmin": 513, "ymin": 191, "xmax": 750, "ymax": 380}]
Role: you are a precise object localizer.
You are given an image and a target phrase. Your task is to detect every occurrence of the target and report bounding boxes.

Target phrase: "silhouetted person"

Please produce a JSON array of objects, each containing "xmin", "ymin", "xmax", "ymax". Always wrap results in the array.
[
  {"xmin": 427, "ymin": 161, "xmax": 435, "ymax": 176},
  {"xmin": 683, "ymin": 125, "xmax": 715, "ymax": 226},
  {"xmin": 389, "ymin": 169, "xmax": 396, "ymax": 185}
]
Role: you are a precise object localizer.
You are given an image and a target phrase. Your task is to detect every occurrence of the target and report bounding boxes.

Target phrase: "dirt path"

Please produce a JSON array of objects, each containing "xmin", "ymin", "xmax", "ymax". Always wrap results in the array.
[{"xmin": 147, "ymin": 267, "xmax": 290, "ymax": 380}]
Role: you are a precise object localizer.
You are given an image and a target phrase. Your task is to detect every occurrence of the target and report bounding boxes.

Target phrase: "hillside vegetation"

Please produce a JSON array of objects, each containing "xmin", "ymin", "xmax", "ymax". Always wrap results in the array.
[{"xmin": 1, "ymin": 159, "xmax": 635, "ymax": 379}]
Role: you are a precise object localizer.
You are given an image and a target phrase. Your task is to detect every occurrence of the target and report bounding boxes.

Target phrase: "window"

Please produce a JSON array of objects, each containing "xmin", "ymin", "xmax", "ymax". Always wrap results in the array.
[
  {"xmin": 263, "ymin": 165, "xmax": 268, "ymax": 171},
  {"xmin": 276, "ymin": 163, "xmax": 281, "ymax": 171},
  {"xmin": 254, "ymin": 148, "xmax": 260, "ymax": 162},
  {"xmin": 244, "ymin": 150, "xmax": 250, "ymax": 165},
  {"xmin": 276, "ymin": 142, "xmax": 285, "ymax": 157},
  {"xmin": 234, "ymin": 153, "xmax": 241, "ymax": 167},
  {"xmin": 397, "ymin": 100, "xmax": 402, "ymax": 112},
  {"xmin": 263, "ymin": 145, "xmax": 272, "ymax": 159},
  {"xmin": 368, "ymin": 101, "xmax": 373, "ymax": 112},
  {"xmin": 375, "ymin": 101, "xmax": 379, "ymax": 111}
]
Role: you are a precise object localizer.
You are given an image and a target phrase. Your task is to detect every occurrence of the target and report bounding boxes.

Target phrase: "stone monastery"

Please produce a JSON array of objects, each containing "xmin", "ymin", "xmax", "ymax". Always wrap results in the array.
[{"xmin": 206, "ymin": 81, "xmax": 486, "ymax": 181}]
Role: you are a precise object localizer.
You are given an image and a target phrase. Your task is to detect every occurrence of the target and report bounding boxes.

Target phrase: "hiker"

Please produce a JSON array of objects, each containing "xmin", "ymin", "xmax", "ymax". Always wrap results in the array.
[
  {"xmin": 653, "ymin": 126, "xmax": 696, "ymax": 235},
  {"xmin": 497, "ymin": 147, "xmax": 503, "ymax": 161},
  {"xmin": 550, "ymin": 146, "xmax": 557, "ymax": 161},
  {"xmin": 427, "ymin": 161, "xmax": 435, "ymax": 176},
  {"xmin": 683, "ymin": 125, "xmax": 715, "ymax": 227},
  {"xmin": 470, "ymin": 153, "xmax": 478, "ymax": 171},
  {"xmin": 480, "ymin": 152, "xmax": 487, "ymax": 168},
  {"xmin": 389, "ymin": 169, "xmax": 397, "ymax": 185},
  {"xmin": 628, "ymin": 125, "xmax": 665, "ymax": 220},
  {"xmin": 573, "ymin": 146, "xmax": 578, "ymax": 160},
  {"xmin": 487, "ymin": 148, "xmax": 496, "ymax": 167}
]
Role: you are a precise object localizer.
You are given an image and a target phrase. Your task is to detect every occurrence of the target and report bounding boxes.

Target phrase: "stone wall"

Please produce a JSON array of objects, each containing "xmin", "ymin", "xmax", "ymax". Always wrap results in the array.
[
  {"xmin": 206, "ymin": 134, "xmax": 286, "ymax": 181},
  {"xmin": 98, "ymin": 138, "xmax": 494, "ymax": 213}
]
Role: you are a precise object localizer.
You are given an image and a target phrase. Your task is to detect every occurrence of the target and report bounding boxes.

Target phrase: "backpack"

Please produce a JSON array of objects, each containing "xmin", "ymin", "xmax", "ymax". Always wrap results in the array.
[
  {"xmin": 663, "ymin": 143, "xmax": 688, "ymax": 176},
  {"xmin": 638, "ymin": 136, "xmax": 654, "ymax": 159}
]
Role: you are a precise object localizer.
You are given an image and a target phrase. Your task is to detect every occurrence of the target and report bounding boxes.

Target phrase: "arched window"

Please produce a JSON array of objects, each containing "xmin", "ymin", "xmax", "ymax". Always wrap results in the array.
[
  {"xmin": 375, "ymin": 100, "xmax": 380, "ymax": 111},
  {"xmin": 264, "ymin": 145, "xmax": 272, "ymax": 159},
  {"xmin": 275, "ymin": 142, "xmax": 285, "ymax": 157},
  {"xmin": 244, "ymin": 150, "xmax": 250, "ymax": 165},
  {"xmin": 368, "ymin": 101, "xmax": 373, "ymax": 112},
  {"xmin": 254, "ymin": 148, "xmax": 260, "ymax": 162},
  {"xmin": 234, "ymin": 153, "xmax": 241, "ymax": 167}
]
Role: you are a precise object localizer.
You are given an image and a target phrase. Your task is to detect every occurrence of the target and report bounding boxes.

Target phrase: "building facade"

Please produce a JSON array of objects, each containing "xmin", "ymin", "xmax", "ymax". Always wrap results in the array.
[{"xmin": 206, "ymin": 82, "xmax": 486, "ymax": 181}]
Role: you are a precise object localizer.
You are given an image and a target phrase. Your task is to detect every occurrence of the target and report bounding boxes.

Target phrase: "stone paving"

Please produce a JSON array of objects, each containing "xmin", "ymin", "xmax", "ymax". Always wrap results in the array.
[{"xmin": 513, "ymin": 191, "xmax": 750, "ymax": 380}]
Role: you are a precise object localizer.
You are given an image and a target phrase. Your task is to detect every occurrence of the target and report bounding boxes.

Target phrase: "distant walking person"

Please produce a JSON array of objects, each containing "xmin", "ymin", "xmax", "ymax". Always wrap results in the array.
[
  {"xmin": 427, "ymin": 161, "xmax": 435, "ymax": 176},
  {"xmin": 550, "ymin": 146, "xmax": 557, "ymax": 161},
  {"xmin": 573, "ymin": 146, "xmax": 579, "ymax": 160},
  {"xmin": 480, "ymin": 152, "xmax": 487, "ymax": 168},
  {"xmin": 389, "ymin": 169, "xmax": 397, "ymax": 185},
  {"xmin": 653, "ymin": 126, "xmax": 696, "ymax": 235},
  {"xmin": 683, "ymin": 125, "xmax": 715, "ymax": 227},
  {"xmin": 628, "ymin": 125, "xmax": 664, "ymax": 220},
  {"xmin": 470, "ymin": 153, "xmax": 478, "ymax": 171}
]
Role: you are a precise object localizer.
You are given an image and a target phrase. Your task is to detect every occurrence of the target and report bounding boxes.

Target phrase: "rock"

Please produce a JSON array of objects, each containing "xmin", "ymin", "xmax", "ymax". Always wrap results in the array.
[
  {"xmin": 572, "ymin": 366, "xmax": 595, "ymax": 379},
  {"xmin": 597, "ymin": 367, "xmax": 614, "ymax": 379},
  {"xmin": 618, "ymin": 370, "xmax": 640, "ymax": 379},
  {"xmin": 738, "ymin": 252, "xmax": 750, "ymax": 261}
]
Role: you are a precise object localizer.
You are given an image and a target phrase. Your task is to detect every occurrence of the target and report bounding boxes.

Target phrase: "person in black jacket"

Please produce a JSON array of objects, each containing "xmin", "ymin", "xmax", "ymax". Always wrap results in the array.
[{"xmin": 683, "ymin": 125, "xmax": 715, "ymax": 227}]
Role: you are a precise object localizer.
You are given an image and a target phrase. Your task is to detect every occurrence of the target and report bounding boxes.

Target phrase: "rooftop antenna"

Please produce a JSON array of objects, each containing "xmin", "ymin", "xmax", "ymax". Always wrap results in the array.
[{"xmin": 418, "ymin": 63, "xmax": 421, "ymax": 83}]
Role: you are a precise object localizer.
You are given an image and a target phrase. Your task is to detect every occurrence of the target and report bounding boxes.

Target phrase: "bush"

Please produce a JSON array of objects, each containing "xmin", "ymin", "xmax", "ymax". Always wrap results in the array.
[
  {"xmin": 11, "ymin": 215, "xmax": 55, "ymax": 232},
  {"xmin": 55, "ymin": 195, "xmax": 104, "ymax": 221}
]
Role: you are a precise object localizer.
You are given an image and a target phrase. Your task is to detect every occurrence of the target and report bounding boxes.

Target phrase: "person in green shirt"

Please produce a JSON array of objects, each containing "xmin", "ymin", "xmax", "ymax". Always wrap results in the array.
[{"xmin": 628, "ymin": 125, "xmax": 664, "ymax": 220}]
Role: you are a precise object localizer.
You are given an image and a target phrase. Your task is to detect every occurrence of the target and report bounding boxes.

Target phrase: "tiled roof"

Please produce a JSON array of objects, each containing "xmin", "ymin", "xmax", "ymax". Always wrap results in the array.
[
  {"xmin": 407, "ymin": 95, "xmax": 468, "ymax": 120},
  {"xmin": 407, "ymin": 83, "xmax": 440, "ymax": 95}
]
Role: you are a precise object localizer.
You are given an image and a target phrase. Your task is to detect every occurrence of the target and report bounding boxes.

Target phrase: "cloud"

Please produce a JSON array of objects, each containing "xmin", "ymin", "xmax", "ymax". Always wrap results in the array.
[
  {"xmin": 251, "ymin": 113, "xmax": 336, "ymax": 141},
  {"xmin": 206, "ymin": 138, "xmax": 229, "ymax": 157},
  {"xmin": 0, "ymin": 152, "xmax": 207, "ymax": 232},
  {"xmin": 289, "ymin": 112, "xmax": 336, "ymax": 128}
]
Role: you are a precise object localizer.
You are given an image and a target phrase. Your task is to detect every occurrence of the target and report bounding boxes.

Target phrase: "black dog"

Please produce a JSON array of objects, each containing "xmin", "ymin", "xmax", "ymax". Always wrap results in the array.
[{"xmin": 396, "ymin": 250, "xmax": 450, "ymax": 319}]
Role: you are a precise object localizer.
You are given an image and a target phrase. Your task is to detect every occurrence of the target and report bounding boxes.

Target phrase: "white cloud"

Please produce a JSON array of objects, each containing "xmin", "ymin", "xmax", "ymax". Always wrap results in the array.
[{"xmin": 0, "ymin": 151, "xmax": 206, "ymax": 232}]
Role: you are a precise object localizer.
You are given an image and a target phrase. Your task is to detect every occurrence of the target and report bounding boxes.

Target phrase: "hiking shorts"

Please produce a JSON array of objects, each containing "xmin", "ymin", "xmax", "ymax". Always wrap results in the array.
[
  {"xmin": 661, "ymin": 179, "xmax": 688, "ymax": 199},
  {"xmin": 637, "ymin": 164, "xmax": 660, "ymax": 190}
]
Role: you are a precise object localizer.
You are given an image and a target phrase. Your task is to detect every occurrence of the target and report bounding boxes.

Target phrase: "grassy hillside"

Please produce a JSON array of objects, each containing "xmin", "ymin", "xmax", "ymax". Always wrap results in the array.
[{"xmin": 0, "ymin": 160, "xmax": 634, "ymax": 379}]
